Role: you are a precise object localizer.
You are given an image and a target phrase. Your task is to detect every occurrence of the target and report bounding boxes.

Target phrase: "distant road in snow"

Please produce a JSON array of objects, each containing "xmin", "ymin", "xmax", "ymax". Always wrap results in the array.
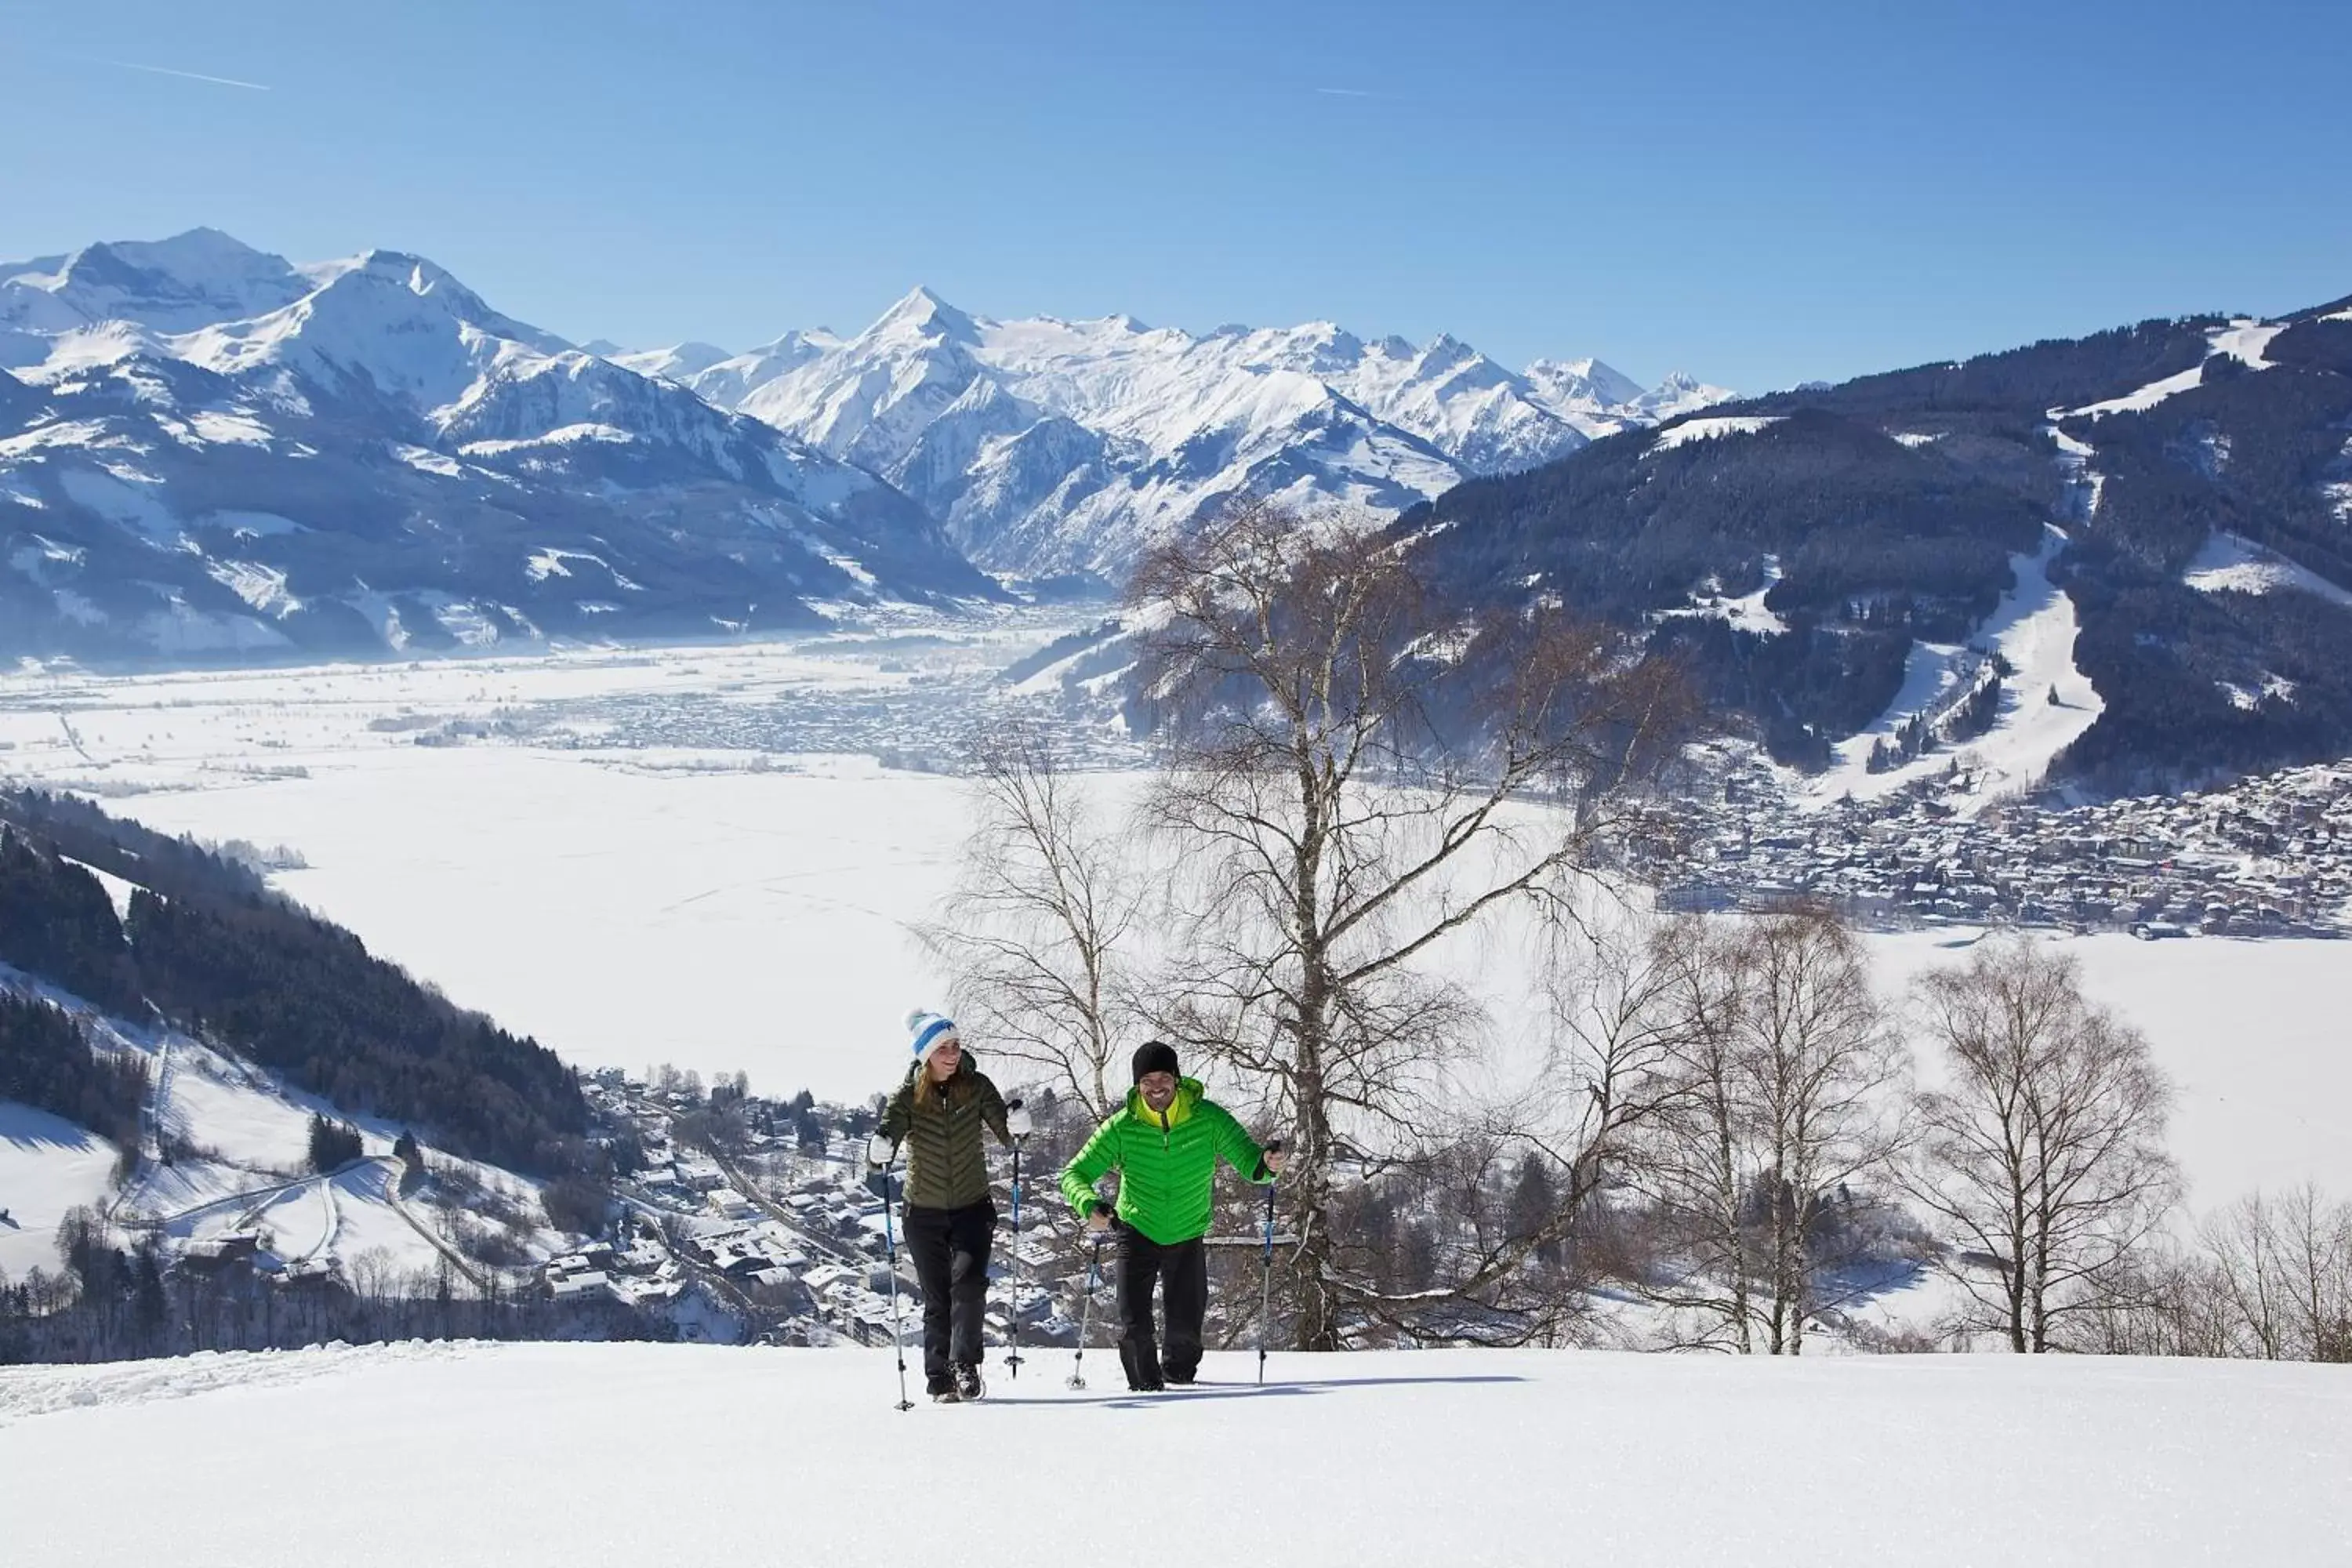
[{"xmin": 372, "ymin": 1158, "xmax": 490, "ymax": 1292}]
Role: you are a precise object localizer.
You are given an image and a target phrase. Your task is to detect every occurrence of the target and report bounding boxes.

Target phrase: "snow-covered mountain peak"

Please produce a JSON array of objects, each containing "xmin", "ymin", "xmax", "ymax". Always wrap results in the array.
[
  {"xmin": 1523, "ymin": 355, "xmax": 1648, "ymax": 412},
  {"xmin": 655, "ymin": 329, "xmax": 840, "ymax": 408},
  {"xmin": 866, "ymin": 285, "xmax": 980, "ymax": 347},
  {"xmin": 2, "ymin": 228, "xmax": 314, "ymax": 354},
  {"xmin": 1635, "ymin": 369, "xmax": 1737, "ymax": 420},
  {"xmin": 72, "ymin": 227, "xmax": 295, "ymax": 297},
  {"xmin": 1236, "ymin": 320, "xmax": 1367, "ymax": 376},
  {"xmin": 1406, "ymin": 333, "xmax": 1507, "ymax": 384},
  {"xmin": 169, "ymin": 263, "xmax": 496, "ymax": 412},
  {"xmin": 300, "ymin": 249, "xmax": 571, "ymax": 354},
  {"xmin": 607, "ymin": 340, "xmax": 734, "ymax": 383}
]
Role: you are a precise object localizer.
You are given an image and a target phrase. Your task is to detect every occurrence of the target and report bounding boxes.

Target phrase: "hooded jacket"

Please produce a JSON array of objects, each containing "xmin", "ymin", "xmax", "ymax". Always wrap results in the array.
[{"xmin": 1058, "ymin": 1076, "xmax": 1272, "ymax": 1246}]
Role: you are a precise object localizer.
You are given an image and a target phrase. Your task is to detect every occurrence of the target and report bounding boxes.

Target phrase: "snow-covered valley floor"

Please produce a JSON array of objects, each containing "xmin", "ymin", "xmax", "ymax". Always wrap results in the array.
[
  {"xmin": 4, "ymin": 632, "xmax": 2348, "ymax": 1207},
  {"xmin": 0, "ymin": 1341, "xmax": 2344, "ymax": 1566}
]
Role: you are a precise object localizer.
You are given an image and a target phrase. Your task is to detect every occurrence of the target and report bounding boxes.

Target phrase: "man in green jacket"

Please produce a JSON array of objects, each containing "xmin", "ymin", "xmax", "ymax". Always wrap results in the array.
[{"xmin": 1059, "ymin": 1040, "xmax": 1284, "ymax": 1391}]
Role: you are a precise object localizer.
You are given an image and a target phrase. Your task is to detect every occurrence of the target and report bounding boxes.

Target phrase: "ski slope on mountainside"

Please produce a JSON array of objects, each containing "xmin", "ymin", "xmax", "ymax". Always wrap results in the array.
[
  {"xmin": 0, "ymin": 1342, "xmax": 2344, "ymax": 1567},
  {"xmin": 0, "ymin": 1102, "xmax": 119, "ymax": 1277},
  {"xmin": 2183, "ymin": 529, "xmax": 2352, "ymax": 612},
  {"xmin": 2061, "ymin": 318, "xmax": 2287, "ymax": 419},
  {"xmin": 1809, "ymin": 524, "xmax": 2103, "ymax": 810}
]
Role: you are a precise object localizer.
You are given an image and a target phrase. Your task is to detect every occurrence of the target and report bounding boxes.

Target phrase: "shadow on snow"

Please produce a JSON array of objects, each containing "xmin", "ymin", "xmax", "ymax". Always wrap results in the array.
[{"xmin": 981, "ymin": 1372, "xmax": 1528, "ymax": 1410}]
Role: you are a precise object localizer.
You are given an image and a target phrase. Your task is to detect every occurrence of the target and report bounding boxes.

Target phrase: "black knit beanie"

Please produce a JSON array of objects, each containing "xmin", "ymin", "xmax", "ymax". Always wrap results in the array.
[{"xmin": 1131, "ymin": 1040, "xmax": 1180, "ymax": 1083}]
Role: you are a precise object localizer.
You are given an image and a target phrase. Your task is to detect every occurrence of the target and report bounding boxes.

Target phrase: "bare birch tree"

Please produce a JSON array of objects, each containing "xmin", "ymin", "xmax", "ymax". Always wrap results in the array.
[
  {"xmin": 1239, "ymin": 905, "xmax": 1707, "ymax": 1350},
  {"xmin": 1618, "ymin": 916, "xmax": 1760, "ymax": 1349},
  {"xmin": 1128, "ymin": 496, "xmax": 1692, "ymax": 1349},
  {"xmin": 2201, "ymin": 1185, "xmax": 2352, "ymax": 1362},
  {"xmin": 1907, "ymin": 935, "xmax": 2179, "ymax": 1352},
  {"xmin": 914, "ymin": 724, "xmax": 1141, "ymax": 1117},
  {"xmin": 1518, "ymin": 906, "xmax": 1711, "ymax": 1257},
  {"xmin": 1633, "ymin": 909, "xmax": 1904, "ymax": 1352},
  {"xmin": 1734, "ymin": 909, "xmax": 1908, "ymax": 1354}
]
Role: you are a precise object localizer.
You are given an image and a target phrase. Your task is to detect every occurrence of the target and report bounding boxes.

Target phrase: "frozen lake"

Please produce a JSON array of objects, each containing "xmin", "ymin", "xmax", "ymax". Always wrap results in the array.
[{"xmin": 4, "ymin": 630, "xmax": 2347, "ymax": 1211}]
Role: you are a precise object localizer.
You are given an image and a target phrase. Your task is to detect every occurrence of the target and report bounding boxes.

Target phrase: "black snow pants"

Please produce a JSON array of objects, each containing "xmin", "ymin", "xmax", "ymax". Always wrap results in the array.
[
  {"xmin": 1116, "ymin": 1227, "xmax": 1207, "ymax": 1388},
  {"xmin": 903, "ymin": 1199, "xmax": 995, "ymax": 1383}
]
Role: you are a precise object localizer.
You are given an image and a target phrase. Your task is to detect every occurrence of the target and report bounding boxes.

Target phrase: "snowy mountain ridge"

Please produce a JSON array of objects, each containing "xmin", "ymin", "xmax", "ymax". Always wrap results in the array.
[
  {"xmin": 625, "ymin": 286, "xmax": 1731, "ymax": 577},
  {"xmin": 1, "ymin": 227, "xmax": 1730, "ymax": 659},
  {"xmin": 0, "ymin": 230, "xmax": 994, "ymax": 663}
]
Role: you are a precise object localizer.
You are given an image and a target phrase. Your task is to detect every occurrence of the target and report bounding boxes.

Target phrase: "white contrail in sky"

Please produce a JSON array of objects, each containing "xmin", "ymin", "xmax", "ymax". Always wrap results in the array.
[
  {"xmin": 95, "ymin": 57, "xmax": 272, "ymax": 92},
  {"xmin": 1316, "ymin": 86, "xmax": 1373, "ymax": 98}
]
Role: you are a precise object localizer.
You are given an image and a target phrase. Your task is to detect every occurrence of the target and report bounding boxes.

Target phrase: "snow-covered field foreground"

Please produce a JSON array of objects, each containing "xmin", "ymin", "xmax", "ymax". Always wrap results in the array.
[{"xmin": 1, "ymin": 1341, "xmax": 2344, "ymax": 1566}]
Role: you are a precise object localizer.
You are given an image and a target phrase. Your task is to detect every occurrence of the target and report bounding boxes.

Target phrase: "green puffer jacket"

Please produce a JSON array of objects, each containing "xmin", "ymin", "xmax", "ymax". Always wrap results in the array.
[
  {"xmin": 877, "ymin": 1054, "xmax": 1011, "ymax": 1210},
  {"xmin": 1058, "ymin": 1077, "xmax": 1272, "ymax": 1246}
]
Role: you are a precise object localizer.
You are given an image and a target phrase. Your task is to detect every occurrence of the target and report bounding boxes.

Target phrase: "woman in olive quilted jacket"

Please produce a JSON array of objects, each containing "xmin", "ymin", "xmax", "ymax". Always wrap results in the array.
[{"xmin": 870, "ymin": 1011, "xmax": 1025, "ymax": 1403}]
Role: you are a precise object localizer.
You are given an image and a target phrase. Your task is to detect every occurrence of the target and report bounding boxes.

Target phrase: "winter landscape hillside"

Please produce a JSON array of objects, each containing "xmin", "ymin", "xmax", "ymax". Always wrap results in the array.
[
  {"xmin": 5, "ymin": 628, "xmax": 2349, "ymax": 1368},
  {"xmin": 9, "ymin": 258, "xmax": 2352, "ymax": 1391},
  {"xmin": 1403, "ymin": 300, "xmax": 2352, "ymax": 786},
  {"xmin": 12, "ymin": 2, "xmax": 2352, "ymax": 1559},
  {"xmin": 11, "ymin": 227, "xmax": 2352, "ymax": 799},
  {"xmin": 2, "ymin": 374, "xmax": 2349, "ymax": 1568}
]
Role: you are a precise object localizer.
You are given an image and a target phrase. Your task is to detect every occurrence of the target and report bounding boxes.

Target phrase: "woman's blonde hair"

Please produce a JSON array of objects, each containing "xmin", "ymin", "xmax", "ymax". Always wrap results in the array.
[{"xmin": 911, "ymin": 1054, "xmax": 974, "ymax": 1109}]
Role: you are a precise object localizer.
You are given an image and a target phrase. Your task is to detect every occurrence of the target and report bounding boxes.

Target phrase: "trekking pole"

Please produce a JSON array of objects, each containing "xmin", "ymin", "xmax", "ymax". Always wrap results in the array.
[
  {"xmin": 1005, "ymin": 1098, "xmax": 1025, "ymax": 1381},
  {"xmin": 1069, "ymin": 1225, "xmax": 1109, "ymax": 1390},
  {"xmin": 879, "ymin": 1147, "xmax": 913, "ymax": 1412},
  {"xmin": 1257, "ymin": 1142, "xmax": 1285, "ymax": 1387}
]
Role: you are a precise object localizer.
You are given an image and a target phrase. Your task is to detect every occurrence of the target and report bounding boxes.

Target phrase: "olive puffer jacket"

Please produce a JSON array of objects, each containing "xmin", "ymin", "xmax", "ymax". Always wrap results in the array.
[{"xmin": 877, "ymin": 1053, "xmax": 1011, "ymax": 1210}]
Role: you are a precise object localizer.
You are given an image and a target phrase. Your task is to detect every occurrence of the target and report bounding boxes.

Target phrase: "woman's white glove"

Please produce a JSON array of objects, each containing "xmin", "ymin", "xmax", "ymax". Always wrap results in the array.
[
  {"xmin": 864, "ymin": 1133, "xmax": 897, "ymax": 1169},
  {"xmin": 1006, "ymin": 1103, "xmax": 1033, "ymax": 1139}
]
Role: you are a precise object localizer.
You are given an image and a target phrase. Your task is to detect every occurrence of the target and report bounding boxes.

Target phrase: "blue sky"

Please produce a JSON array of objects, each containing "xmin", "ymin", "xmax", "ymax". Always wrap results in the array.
[{"xmin": 3, "ymin": 0, "xmax": 2347, "ymax": 391}]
